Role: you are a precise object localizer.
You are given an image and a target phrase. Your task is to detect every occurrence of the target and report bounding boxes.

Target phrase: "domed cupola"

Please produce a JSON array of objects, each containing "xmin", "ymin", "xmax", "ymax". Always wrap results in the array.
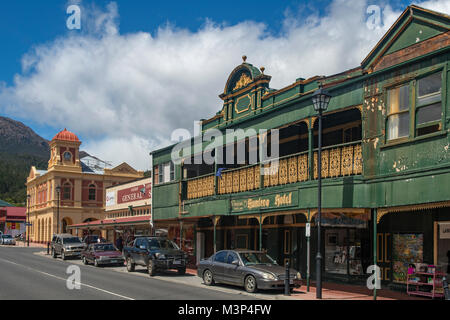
[{"xmin": 48, "ymin": 129, "xmax": 82, "ymax": 171}]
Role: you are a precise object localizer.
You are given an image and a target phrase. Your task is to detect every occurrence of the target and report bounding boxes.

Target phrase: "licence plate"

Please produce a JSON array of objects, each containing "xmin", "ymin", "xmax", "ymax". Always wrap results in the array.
[{"xmin": 173, "ymin": 260, "xmax": 181, "ymax": 265}]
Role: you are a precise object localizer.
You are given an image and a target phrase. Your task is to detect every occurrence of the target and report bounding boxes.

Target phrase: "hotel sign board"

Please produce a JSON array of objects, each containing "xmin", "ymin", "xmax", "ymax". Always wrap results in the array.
[
  {"xmin": 117, "ymin": 183, "xmax": 152, "ymax": 205},
  {"xmin": 105, "ymin": 178, "xmax": 152, "ymax": 211},
  {"xmin": 231, "ymin": 192, "xmax": 298, "ymax": 213}
]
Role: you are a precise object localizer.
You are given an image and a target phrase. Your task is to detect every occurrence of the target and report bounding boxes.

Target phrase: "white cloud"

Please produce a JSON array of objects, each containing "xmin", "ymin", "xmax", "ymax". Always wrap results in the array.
[
  {"xmin": 83, "ymin": 135, "xmax": 153, "ymax": 171},
  {"xmin": 0, "ymin": 0, "xmax": 448, "ymax": 170}
]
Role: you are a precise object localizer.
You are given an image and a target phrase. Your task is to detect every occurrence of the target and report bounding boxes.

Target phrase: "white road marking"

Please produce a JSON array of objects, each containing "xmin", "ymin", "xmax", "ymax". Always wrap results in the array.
[{"xmin": 0, "ymin": 257, "xmax": 135, "ymax": 300}]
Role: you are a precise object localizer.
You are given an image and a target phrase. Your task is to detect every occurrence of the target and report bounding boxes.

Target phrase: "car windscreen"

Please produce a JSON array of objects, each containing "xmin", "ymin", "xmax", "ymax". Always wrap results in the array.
[
  {"xmin": 147, "ymin": 239, "xmax": 180, "ymax": 250},
  {"xmin": 94, "ymin": 244, "xmax": 116, "ymax": 251},
  {"xmin": 63, "ymin": 237, "xmax": 82, "ymax": 244},
  {"xmin": 239, "ymin": 252, "xmax": 278, "ymax": 266},
  {"xmin": 2, "ymin": 235, "xmax": 12, "ymax": 239}
]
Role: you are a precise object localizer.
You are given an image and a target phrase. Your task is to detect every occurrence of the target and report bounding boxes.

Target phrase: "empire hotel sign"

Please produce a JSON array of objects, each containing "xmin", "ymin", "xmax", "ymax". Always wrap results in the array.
[{"xmin": 231, "ymin": 192, "xmax": 298, "ymax": 213}]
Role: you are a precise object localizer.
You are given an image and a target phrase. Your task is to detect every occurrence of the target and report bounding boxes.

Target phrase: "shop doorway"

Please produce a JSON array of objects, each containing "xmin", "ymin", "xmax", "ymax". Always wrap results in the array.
[{"xmin": 377, "ymin": 233, "xmax": 392, "ymax": 282}]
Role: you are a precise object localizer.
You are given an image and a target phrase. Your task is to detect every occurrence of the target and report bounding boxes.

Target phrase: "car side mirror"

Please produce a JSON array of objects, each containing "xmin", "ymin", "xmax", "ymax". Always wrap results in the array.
[{"xmin": 232, "ymin": 260, "xmax": 240, "ymax": 266}]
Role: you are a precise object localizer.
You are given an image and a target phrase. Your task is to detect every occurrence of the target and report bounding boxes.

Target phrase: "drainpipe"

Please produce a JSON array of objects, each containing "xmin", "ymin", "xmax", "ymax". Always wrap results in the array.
[
  {"xmin": 213, "ymin": 216, "xmax": 217, "ymax": 253},
  {"xmin": 373, "ymin": 208, "xmax": 377, "ymax": 301},
  {"xmin": 307, "ymin": 209, "xmax": 311, "ymax": 292},
  {"xmin": 259, "ymin": 213, "xmax": 262, "ymax": 251}
]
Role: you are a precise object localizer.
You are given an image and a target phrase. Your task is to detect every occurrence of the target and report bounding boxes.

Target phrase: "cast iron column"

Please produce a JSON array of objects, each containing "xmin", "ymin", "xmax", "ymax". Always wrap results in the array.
[{"xmin": 316, "ymin": 109, "xmax": 323, "ymax": 299}]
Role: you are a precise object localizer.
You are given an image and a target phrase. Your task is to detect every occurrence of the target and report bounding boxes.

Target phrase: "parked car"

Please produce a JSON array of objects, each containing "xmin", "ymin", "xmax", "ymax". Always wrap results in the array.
[
  {"xmin": 51, "ymin": 234, "xmax": 85, "ymax": 260},
  {"xmin": 123, "ymin": 236, "xmax": 188, "ymax": 276},
  {"xmin": 81, "ymin": 243, "xmax": 124, "ymax": 267},
  {"xmin": 81, "ymin": 235, "xmax": 106, "ymax": 248},
  {"xmin": 1, "ymin": 234, "xmax": 16, "ymax": 245},
  {"xmin": 197, "ymin": 250, "xmax": 302, "ymax": 293}
]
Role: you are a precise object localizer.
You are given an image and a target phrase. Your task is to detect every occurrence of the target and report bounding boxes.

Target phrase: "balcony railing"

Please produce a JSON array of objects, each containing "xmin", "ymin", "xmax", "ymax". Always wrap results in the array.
[
  {"xmin": 186, "ymin": 174, "xmax": 215, "ymax": 200},
  {"xmin": 185, "ymin": 141, "xmax": 362, "ymax": 200},
  {"xmin": 314, "ymin": 141, "xmax": 362, "ymax": 178}
]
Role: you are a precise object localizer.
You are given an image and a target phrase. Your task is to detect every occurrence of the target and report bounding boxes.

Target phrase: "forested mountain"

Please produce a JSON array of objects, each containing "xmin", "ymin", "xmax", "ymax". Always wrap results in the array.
[{"xmin": 0, "ymin": 116, "xmax": 49, "ymax": 205}]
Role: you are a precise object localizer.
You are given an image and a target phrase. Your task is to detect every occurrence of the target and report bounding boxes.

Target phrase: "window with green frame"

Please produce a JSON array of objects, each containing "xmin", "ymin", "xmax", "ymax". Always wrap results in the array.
[
  {"xmin": 415, "ymin": 72, "xmax": 442, "ymax": 136},
  {"xmin": 386, "ymin": 70, "xmax": 443, "ymax": 141},
  {"xmin": 387, "ymin": 84, "xmax": 410, "ymax": 140}
]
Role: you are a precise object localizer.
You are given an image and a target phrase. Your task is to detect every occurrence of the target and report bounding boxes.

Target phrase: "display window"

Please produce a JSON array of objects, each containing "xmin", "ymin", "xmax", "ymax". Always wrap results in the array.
[
  {"xmin": 321, "ymin": 212, "xmax": 370, "ymax": 277},
  {"xmin": 324, "ymin": 228, "xmax": 366, "ymax": 276},
  {"xmin": 437, "ymin": 222, "xmax": 450, "ymax": 276},
  {"xmin": 392, "ymin": 233, "xmax": 424, "ymax": 284}
]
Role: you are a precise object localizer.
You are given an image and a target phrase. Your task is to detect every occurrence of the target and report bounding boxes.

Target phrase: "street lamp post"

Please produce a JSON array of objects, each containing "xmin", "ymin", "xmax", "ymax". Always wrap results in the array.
[
  {"xmin": 27, "ymin": 194, "xmax": 30, "ymax": 247},
  {"xmin": 312, "ymin": 85, "xmax": 331, "ymax": 299},
  {"xmin": 56, "ymin": 186, "xmax": 61, "ymax": 234}
]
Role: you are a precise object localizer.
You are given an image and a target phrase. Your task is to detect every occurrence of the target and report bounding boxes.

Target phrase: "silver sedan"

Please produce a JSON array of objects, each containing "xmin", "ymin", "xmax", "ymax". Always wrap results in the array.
[
  {"xmin": 197, "ymin": 250, "xmax": 302, "ymax": 293},
  {"xmin": 1, "ymin": 235, "xmax": 16, "ymax": 245}
]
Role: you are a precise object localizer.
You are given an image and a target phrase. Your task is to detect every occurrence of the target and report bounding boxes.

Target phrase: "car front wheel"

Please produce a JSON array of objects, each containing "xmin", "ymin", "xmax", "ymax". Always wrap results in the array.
[
  {"xmin": 94, "ymin": 259, "xmax": 99, "ymax": 267},
  {"xmin": 61, "ymin": 251, "xmax": 66, "ymax": 261},
  {"xmin": 52, "ymin": 249, "xmax": 57, "ymax": 259},
  {"xmin": 178, "ymin": 267, "xmax": 186, "ymax": 275},
  {"xmin": 82, "ymin": 256, "xmax": 88, "ymax": 265},
  {"xmin": 203, "ymin": 270, "xmax": 215, "ymax": 286},
  {"xmin": 126, "ymin": 257, "xmax": 135, "ymax": 272},
  {"xmin": 245, "ymin": 275, "xmax": 257, "ymax": 293}
]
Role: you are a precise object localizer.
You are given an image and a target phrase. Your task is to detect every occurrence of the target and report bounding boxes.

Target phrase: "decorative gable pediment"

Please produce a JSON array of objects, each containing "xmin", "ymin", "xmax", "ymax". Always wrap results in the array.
[
  {"xmin": 362, "ymin": 5, "xmax": 449, "ymax": 72},
  {"xmin": 110, "ymin": 162, "xmax": 138, "ymax": 174},
  {"xmin": 218, "ymin": 56, "xmax": 272, "ymax": 124}
]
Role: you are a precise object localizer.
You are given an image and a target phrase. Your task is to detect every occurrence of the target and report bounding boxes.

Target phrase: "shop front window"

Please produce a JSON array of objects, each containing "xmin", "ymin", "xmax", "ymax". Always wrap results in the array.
[
  {"xmin": 321, "ymin": 212, "xmax": 370, "ymax": 277},
  {"xmin": 392, "ymin": 233, "xmax": 423, "ymax": 284},
  {"xmin": 437, "ymin": 223, "xmax": 450, "ymax": 277}
]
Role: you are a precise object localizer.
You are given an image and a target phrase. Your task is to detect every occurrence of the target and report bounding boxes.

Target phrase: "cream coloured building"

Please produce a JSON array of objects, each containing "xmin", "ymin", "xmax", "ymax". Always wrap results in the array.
[{"xmin": 26, "ymin": 129, "xmax": 144, "ymax": 243}]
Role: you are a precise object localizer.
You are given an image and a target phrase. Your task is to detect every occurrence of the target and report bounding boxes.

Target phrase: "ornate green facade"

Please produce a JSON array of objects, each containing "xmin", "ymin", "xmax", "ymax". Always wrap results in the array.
[{"xmin": 151, "ymin": 6, "xmax": 450, "ymax": 286}]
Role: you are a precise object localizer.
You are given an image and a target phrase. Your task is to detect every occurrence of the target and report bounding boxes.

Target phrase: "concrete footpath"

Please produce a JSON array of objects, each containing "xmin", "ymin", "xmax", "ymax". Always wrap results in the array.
[{"xmin": 32, "ymin": 250, "xmax": 428, "ymax": 301}]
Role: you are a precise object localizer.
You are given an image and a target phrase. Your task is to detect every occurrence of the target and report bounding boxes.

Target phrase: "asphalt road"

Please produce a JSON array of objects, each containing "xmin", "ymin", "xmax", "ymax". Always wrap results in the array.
[{"xmin": 0, "ymin": 247, "xmax": 257, "ymax": 300}]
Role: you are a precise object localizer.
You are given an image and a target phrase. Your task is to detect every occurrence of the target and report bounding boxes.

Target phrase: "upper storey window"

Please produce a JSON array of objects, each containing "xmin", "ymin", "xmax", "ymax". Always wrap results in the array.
[
  {"xmin": 155, "ymin": 161, "xmax": 175, "ymax": 185},
  {"xmin": 416, "ymin": 72, "xmax": 442, "ymax": 136},
  {"xmin": 387, "ymin": 84, "xmax": 410, "ymax": 140},
  {"xmin": 62, "ymin": 182, "xmax": 72, "ymax": 200},
  {"xmin": 386, "ymin": 70, "xmax": 443, "ymax": 142},
  {"xmin": 88, "ymin": 184, "xmax": 96, "ymax": 201}
]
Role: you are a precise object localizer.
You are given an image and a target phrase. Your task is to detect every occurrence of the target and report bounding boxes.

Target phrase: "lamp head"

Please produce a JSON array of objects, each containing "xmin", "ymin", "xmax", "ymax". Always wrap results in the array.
[{"xmin": 312, "ymin": 86, "xmax": 332, "ymax": 112}]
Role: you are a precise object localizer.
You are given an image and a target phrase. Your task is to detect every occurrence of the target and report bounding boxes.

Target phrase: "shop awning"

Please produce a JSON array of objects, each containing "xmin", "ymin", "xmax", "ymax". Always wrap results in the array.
[{"xmin": 67, "ymin": 215, "xmax": 151, "ymax": 229}]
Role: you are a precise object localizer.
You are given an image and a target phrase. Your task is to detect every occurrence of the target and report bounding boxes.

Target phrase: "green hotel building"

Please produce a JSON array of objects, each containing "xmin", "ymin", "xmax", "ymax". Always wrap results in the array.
[{"xmin": 150, "ymin": 5, "xmax": 450, "ymax": 289}]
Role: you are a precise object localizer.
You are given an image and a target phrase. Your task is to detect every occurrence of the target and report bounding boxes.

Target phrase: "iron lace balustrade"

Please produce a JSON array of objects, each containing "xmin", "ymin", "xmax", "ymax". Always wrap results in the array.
[
  {"xmin": 313, "ymin": 141, "xmax": 362, "ymax": 179},
  {"xmin": 185, "ymin": 141, "xmax": 362, "ymax": 200}
]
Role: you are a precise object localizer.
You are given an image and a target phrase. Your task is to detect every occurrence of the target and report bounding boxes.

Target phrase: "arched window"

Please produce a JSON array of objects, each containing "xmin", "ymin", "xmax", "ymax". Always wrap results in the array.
[
  {"xmin": 62, "ymin": 182, "xmax": 72, "ymax": 200},
  {"xmin": 88, "ymin": 184, "xmax": 96, "ymax": 201}
]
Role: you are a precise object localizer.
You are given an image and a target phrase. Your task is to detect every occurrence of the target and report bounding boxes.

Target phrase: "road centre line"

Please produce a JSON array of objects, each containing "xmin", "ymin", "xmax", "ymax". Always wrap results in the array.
[{"xmin": 0, "ymin": 257, "xmax": 135, "ymax": 300}]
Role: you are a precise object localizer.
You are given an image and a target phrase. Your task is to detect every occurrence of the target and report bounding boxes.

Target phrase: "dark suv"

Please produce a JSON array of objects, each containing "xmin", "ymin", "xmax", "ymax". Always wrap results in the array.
[
  {"xmin": 51, "ymin": 234, "xmax": 85, "ymax": 260},
  {"xmin": 123, "ymin": 237, "xmax": 187, "ymax": 276}
]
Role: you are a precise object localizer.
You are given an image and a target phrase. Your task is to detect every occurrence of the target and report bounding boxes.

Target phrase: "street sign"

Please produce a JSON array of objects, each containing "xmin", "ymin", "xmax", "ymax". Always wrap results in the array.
[{"xmin": 306, "ymin": 223, "xmax": 310, "ymax": 237}]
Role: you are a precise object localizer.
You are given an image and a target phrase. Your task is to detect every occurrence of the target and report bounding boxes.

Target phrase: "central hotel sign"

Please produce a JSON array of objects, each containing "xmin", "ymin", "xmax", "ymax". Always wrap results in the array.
[
  {"xmin": 117, "ymin": 183, "xmax": 152, "ymax": 204},
  {"xmin": 231, "ymin": 192, "xmax": 298, "ymax": 213}
]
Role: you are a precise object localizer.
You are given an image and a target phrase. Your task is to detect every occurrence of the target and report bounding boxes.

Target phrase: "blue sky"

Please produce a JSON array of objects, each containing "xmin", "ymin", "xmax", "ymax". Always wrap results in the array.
[
  {"xmin": 0, "ymin": 0, "xmax": 415, "ymax": 87},
  {"xmin": 0, "ymin": 0, "xmax": 447, "ymax": 169}
]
